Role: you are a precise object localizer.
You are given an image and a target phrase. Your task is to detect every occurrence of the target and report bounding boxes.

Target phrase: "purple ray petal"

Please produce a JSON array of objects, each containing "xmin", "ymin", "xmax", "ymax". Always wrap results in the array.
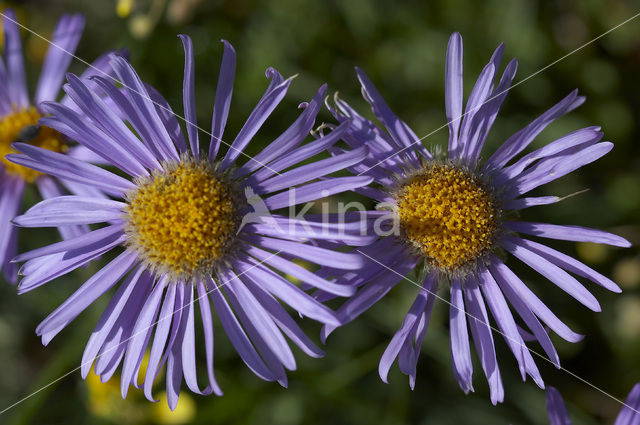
[
  {"xmin": 0, "ymin": 177, "xmax": 24, "ymax": 280},
  {"xmin": 484, "ymin": 90, "xmax": 584, "ymax": 171},
  {"xmin": 379, "ymin": 278, "xmax": 431, "ymax": 384},
  {"xmin": 81, "ymin": 266, "xmax": 146, "ymax": 378},
  {"xmin": 206, "ymin": 276, "xmax": 275, "ymax": 381},
  {"xmin": 221, "ymin": 267, "xmax": 295, "ymax": 370},
  {"xmin": 254, "ymin": 145, "xmax": 369, "ymax": 194},
  {"xmin": 505, "ymin": 142, "xmax": 613, "ymax": 198},
  {"xmin": 458, "ymin": 62, "xmax": 495, "ymax": 161},
  {"xmin": 546, "ymin": 387, "xmax": 572, "ymax": 425},
  {"xmin": 35, "ymin": 177, "xmax": 89, "ymax": 240},
  {"xmin": 120, "ymin": 276, "xmax": 166, "ymax": 398},
  {"xmin": 506, "ymin": 221, "xmax": 630, "ymax": 248},
  {"xmin": 355, "ymin": 67, "xmax": 423, "ymax": 165},
  {"xmin": 235, "ymin": 257, "xmax": 339, "ymax": 326},
  {"xmin": 445, "ymin": 32, "xmax": 463, "ymax": 157},
  {"xmin": 615, "ymin": 383, "xmax": 640, "ymax": 425},
  {"xmin": 36, "ymin": 250, "xmax": 138, "ymax": 344},
  {"xmin": 239, "ymin": 84, "xmax": 326, "ymax": 178},
  {"xmin": 209, "ymin": 40, "xmax": 236, "ymax": 161},
  {"xmin": 498, "ymin": 126, "xmax": 602, "ymax": 183},
  {"xmin": 263, "ymin": 176, "xmax": 373, "ymax": 210},
  {"xmin": 244, "ymin": 234, "xmax": 365, "ymax": 270},
  {"xmin": 488, "ymin": 255, "xmax": 583, "ymax": 343},
  {"xmin": 63, "ymin": 73, "xmax": 160, "ymax": 170},
  {"xmin": 18, "ymin": 232, "xmax": 127, "ymax": 295},
  {"xmin": 35, "ymin": 14, "xmax": 85, "ymax": 104},
  {"xmin": 143, "ymin": 280, "xmax": 177, "ymax": 401},
  {"xmin": 502, "ymin": 196, "xmax": 559, "ymax": 210},
  {"xmin": 449, "ymin": 278, "xmax": 473, "ymax": 393},
  {"xmin": 464, "ymin": 275, "xmax": 504, "ymax": 405},
  {"xmin": 245, "ymin": 278, "xmax": 324, "ymax": 358},
  {"xmin": 196, "ymin": 279, "xmax": 223, "ymax": 395},
  {"xmin": 477, "ymin": 266, "xmax": 544, "ymax": 387},
  {"xmin": 3, "ymin": 10, "xmax": 29, "ymax": 107},
  {"xmin": 220, "ymin": 74, "xmax": 293, "ymax": 169},
  {"xmin": 178, "ymin": 35, "xmax": 199, "ymax": 158},
  {"xmin": 109, "ymin": 55, "xmax": 179, "ymax": 161},
  {"xmin": 502, "ymin": 236, "xmax": 600, "ymax": 311},
  {"xmin": 248, "ymin": 118, "xmax": 348, "ymax": 183},
  {"xmin": 7, "ymin": 143, "xmax": 134, "ymax": 196},
  {"xmin": 242, "ymin": 244, "xmax": 355, "ymax": 296}
]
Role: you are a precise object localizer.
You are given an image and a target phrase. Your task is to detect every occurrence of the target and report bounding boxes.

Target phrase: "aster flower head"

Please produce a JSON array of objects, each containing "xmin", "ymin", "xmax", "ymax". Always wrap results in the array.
[
  {"xmin": 0, "ymin": 9, "xmax": 120, "ymax": 283},
  {"xmin": 325, "ymin": 32, "xmax": 630, "ymax": 403},
  {"xmin": 546, "ymin": 385, "xmax": 640, "ymax": 424},
  {"xmin": 9, "ymin": 35, "xmax": 373, "ymax": 409}
]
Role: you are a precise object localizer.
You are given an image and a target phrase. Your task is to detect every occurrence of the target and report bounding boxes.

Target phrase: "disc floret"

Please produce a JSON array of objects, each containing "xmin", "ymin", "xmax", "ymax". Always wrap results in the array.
[
  {"xmin": 125, "ymin": 157, "xmax": 244, "ymax": 280},
  {"xmin": 0, "ymin": 107, "xmax": 67, "ymax": 182},
  {"xmin": 394, "ymin": 163, "xmax": 500, "ymax": 275}
]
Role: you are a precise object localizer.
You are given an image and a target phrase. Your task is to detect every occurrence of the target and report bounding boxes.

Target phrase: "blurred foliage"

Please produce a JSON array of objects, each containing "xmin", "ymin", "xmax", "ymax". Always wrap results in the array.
[{"xmin": 0, "ymin": 0, "xmax": 640, "ymax": 424}]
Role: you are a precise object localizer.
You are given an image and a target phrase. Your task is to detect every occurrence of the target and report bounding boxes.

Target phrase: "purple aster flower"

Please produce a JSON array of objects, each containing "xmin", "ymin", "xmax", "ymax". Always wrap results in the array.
[
  {"xmin": 546, "ymin": 385, "xmax": 640, "ymax": 424},
  {"xmin": 323, "ymin": 32, "xmax": 630, "ymax": 403},
  {"xmin": 0, "ymin": 9, "xmax": 120, "ymax": 283},
  {"xmin": 8, "ymin": 34, "xmax": 373, "ymax": 409}
]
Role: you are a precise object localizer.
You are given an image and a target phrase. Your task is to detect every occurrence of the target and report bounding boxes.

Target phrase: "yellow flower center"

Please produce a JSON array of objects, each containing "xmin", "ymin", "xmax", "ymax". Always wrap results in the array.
[
  {"xmin": 125, "ymin": 158, "xmax": 241, "ymax": 279},
  {"xmin": 0, "ymin": 107, "xmax": 67, "ymax": 182},
  {"xmin": 395, "ymin": 164, "xmax": 499, "ymax": 273}
]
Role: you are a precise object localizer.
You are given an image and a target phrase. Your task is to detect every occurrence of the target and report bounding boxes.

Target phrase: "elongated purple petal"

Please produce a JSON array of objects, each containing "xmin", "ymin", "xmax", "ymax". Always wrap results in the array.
[
  {"xmin": 464, "ymin": 276, "xmax": 503, "ymax": 405},
  {"xmin": 36, "ymin": 251, "xmax": 138, "ymax": 345},
  {"xmin": 240, "ymin": 84, "xmax": 326, "ymax": 178},
  {"xmin": 13, "ymin": 223, "xmax": 125, "ymax": 263},
  {"xmin": 0, "ymin": 177, "xmax": 24, "ymax": 281},
  {"xmin": 7, "ymin": 143, "xmax": 134, "ymax": 196},
  {"xmin": 355, "ymin": 67, "xmax": 422, "ymax": 165},
  {"xmin": 221, "ymin": 74, "xmax": 293, "ymax": 169},
  {"xmin": 35, "ymin": 14, "xmax": 85, "ymax": 103},
  {"xmin": 263, "ymin": 176, "xmax": 373, "ymax": 210},
  {"xmin": 110, "ymin": 55, "xmax": 179, "ymax": 161},
  {"xmin": 502, "ymin": 236, "xmax": 600, "ymax": 311},
  {"xmin": 120, "ymin": 276, "xmax": 166, "ymax": 398},
  {"xmin": 245, "ymin": 278, "xmax": 324, "ymax": 358},
  {"xmin": 249, "ymin": 118, "xmax": 348, "ymax": 182},
  {"xmin": 379, "ymin": 276, "xmax": 433, "ymax": 384},
  {"xmin": 484, "ymin": 90, "xmax": 584, "ymax": 171},
  {"xmin": 143, "ymin": 281, "xmax": 177, "ymax": 401},
  {"xmin": 81, "ymin": 266, "xmax": 146, "ymax": 378},
  {"xmin": 546, "ymin": 387, "xmax": 573, "ymax": 425},
  {"xmin": 206, "ymin": 276, "xmax": 275, "ymax": 381},
  {"xmin": 3, "ymin": 10, "xmax": 28, "ymax": 108},
  {"xmin": 615, "ymin": 383, "xmax": 640, "ymax": 425},
  {"xmin": 18, "ymin": 232, "xmax": 127, "ymax": 295},
  {"xmin": 505, "ymin": 142, "xmax": 613, "ymax": 197},
  {"xmin": 62, "ymin": 73, "xmax": 160, "ymax": 171},
  {"xmin": 209, "ymin": 40, "xmax": 236, "ymax": 160},
  {"xmin": 235, "ymin": 257, "xmax": 339, "ymax": 326},
  {"xmin": 488, "ymin": 255, "xmax": 583, "ymax": 343},
  {"xmin": 445, "ymin": 32, "xmax": 463, "ymax": 157},
  {"xmin": 506, "ymin": 221, "xmax": 630, "ymax": 248},
  {"xmin": 244, "ymin": 234, "xmax": 365, "ymax": 270},
  {"xmin": 255, "ymin": 146, "xmax": 369, "ymax": 194},
  {"xmin": 221, "ymin": 267, "xmax": 295, "ymax": 370},
  {"xmin": 196, "ymin": 279, "xmax": 223, "ymax": 395},
  {"xmin": 242, "ymin": 244, "xmax": 355, "ymax": 296},
  {"xmin": 449, "ymin": 278, "xmax": 473, "ymax": 393},
  {"xmin": 178, "ymin": 35, "xmax": 199, "ymax": 158}
]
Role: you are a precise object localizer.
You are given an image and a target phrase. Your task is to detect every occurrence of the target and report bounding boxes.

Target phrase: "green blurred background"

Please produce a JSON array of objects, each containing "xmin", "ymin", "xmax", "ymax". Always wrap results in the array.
[{"xmin": 1, "ymin": 0, "xmax": 640, "ymax": 423}]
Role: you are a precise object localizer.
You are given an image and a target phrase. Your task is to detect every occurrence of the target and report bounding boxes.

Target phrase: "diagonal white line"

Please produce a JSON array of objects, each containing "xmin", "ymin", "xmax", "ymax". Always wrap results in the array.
[
  {"xmin": 357, "ymin": 10, "xmax": 640, "ymax": 176},
  {"xmin": 0, "ymin": 249, "xmax": 283, "ymax": 415},
  {"xmin": 0, "ymin": 11, "xmax": 285, "ymax": 176},
  {"xmin": 358, "ymin": 250, "xmax": 639, "ymax": 414}
]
